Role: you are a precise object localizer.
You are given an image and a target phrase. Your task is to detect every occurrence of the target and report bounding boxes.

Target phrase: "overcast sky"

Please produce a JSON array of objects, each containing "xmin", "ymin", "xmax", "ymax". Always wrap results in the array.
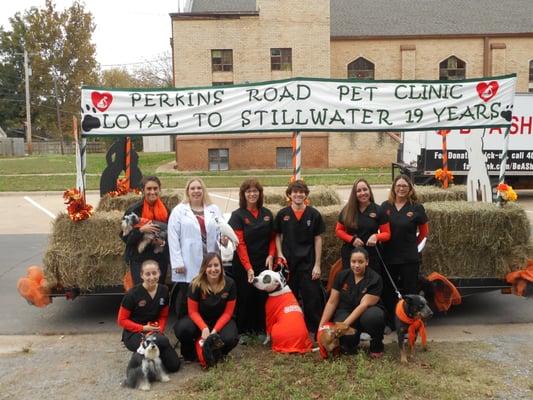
[{"xmin": 0, "ymin": 0, "xmax": 183, "ymax": 68}]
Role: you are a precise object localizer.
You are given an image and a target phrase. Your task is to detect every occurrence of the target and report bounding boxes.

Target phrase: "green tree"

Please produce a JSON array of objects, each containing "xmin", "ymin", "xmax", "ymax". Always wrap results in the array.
[
  {"xmin": 0, "ymin": 0, "xmax": 98, "ymax": 142},
  {"xmin": 100, "ymin": 67, "xmax": 141, "ymax": 88}
]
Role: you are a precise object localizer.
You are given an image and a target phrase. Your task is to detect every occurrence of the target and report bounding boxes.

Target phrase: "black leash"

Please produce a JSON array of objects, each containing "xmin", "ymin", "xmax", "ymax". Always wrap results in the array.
[{"xmin": 375, "ymin": 245, "xmax": 402, "ymax": 300}]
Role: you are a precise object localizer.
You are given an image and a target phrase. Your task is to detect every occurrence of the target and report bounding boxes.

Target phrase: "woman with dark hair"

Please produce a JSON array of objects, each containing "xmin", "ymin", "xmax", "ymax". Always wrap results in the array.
[
  {"xmin": 173, "ymin": 253, "xmax": 238, "ymax": 365},
  {"xmin": 117, "ymin": 259, "xmax": 180, "ymax": 372},
  {"xmin": 380, "ymin": 175, "xmax": 429, "ymax": 319},
  {"xmin": 319, "ymin": 247, "xmax": 386, "ymax": 357},
  {"xmin": 336, "ymin": 178, "xmax": 390, "ymax": 275},
  {"xmin": 120, "ymin": 176, "xmax": 169, "ymax": 285},
  {"xmin": 228, "ymin": 178, "xmax": 275, "ymax": 337}
]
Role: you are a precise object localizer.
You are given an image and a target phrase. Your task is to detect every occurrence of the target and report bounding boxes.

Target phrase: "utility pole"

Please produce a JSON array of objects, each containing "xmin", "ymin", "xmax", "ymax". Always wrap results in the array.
[{"xmin": 23, "ymin": 49, "xmax": 32, "ymax": 154}]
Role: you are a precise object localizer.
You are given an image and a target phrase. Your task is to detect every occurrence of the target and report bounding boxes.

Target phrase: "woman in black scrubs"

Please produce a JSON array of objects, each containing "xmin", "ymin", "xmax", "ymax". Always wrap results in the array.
[
  {"xmin": 228, "ymin": 178, "xmax": 275, "ymax": 336},
  {"xmin": 336, "ymin": 178, "xmax": 390, "ymax": 275},
  {"xmin": 380, "ymin": 174, "xmax": 429, "ymax": 320},
  {"xmin": 319, "ymin": 247, "xmax": 386, "ymax": 357},
  {"xmin": 117, "ymin": 259, "xmax": 180, "ymax": 372}
]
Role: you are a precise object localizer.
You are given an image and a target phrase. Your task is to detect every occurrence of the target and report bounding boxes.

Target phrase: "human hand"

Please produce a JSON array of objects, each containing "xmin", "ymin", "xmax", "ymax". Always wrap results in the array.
[
  {"xmin": 311, "ymin": 264, "xmax": 321, "ymax": 280},
  {"xmin": 265, "ymin": 255, "xmax": 274, "ymax": 270},
  {"xmin": 140, "ymin": 222, "xmax": 160, "ymax": 234},
  {"xmin": 201, "ymin": 328, "xmax": 210, "ymax": 340},
  {"xmin": 352, "ymin": 237, "xmax": 364, "ymax": 247},
  {"xmin": 175, "ymin": 266, "xmax": 186, "ymax": 275},
  {"xmin": 247, "ymin": 269, "xmax": 255, "ymax": 283},
  {"xmin": 143, "ymin": 324, "xmax": 159, "ymax": 332},
  {"xmin": 366, "ymin": 234, "xmax": 377, "ymax": 247}
]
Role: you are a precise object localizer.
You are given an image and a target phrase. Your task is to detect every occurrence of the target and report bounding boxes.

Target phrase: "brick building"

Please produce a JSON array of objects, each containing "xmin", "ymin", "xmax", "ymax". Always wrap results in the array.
[{"xmin": 169, "ymin": 0, "xmax": 533, "ymax": 171}]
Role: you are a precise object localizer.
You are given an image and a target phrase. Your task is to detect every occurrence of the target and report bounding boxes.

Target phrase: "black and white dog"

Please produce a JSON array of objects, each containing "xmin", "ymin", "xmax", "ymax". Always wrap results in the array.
[
  {"xmin": 123, "ymin": 335, "xmax": 170, "ymax": 390},
  {"xmin": 121, "ymin": 213, "xmax": 168, "ymax": 254}
]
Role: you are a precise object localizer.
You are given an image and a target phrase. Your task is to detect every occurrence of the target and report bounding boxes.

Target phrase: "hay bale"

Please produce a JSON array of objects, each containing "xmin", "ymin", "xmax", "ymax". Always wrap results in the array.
[
  {"xmin": 43, "ymin": 212, "xmax": 127, "ymax": 290},
  {"xmin": 96, "ymin": 191, "xmax": 181, "ymax": 212},
  {"xmin": 316, "ymin": 205, "xmax": 343, "ymax": 280},
  {"xmin": 416, "ymin": 185, "xmax": 467, "ymax": 203},
  {"xmin": 264, "ymin": 186, "xmax": 340, "ymax": 207},
  {"xmin": 421, "ymin": 201, "xmax": 532, "ymax": 278}
]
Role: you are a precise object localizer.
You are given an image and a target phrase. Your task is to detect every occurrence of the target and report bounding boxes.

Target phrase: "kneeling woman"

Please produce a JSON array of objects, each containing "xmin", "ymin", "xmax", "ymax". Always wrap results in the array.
[
  {"xmin": 117, "ymin": 259, "xmax": 180, "ymax": 372},
  {"xmin": 173, "ymin": 253, "xmax": 239, "ymax": 366},
  {"xmin": 319, "ymin": 248, "xmax": 386, "ymax": 357}
]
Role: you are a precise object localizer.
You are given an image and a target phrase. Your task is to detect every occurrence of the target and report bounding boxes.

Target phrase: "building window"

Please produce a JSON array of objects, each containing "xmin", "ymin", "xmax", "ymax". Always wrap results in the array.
[
  {"xmin": 271, "ymin": 48, "xmax": 292, "ymax": 71},
  {"xmin": 347, "ymin": 57, "xmax": 375, "ymax": 79},
  {"xmin": 212, "ymin": 82, "xmax": 233, "ymax": 86},
  {"xmin": 211, "ymin": 50, "xmax": 233, "ymax": 72},
  {"xmin": 439, "ymin": 56, "xmax": 466, "ymax": 81},
  {"xmin": 208, "ymin": 148, "xmax": 229, "ymax": 171},
  {"xmin": 276, "ymin": 147, "xmax": 292, "ymax": 169},
  {"xmin": 529, "ymin": 60, "xmax": 533, "ymax": 93}
]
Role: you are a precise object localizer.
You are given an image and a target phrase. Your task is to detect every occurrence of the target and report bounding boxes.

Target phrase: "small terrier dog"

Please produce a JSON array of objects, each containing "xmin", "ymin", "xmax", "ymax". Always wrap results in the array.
[
  {"xmin": 121, "ymin": 213, "xmax": 168, "ymax": 254},
  {"xmin": 395, "ymin": 294, "xmax": 433, "ymax": 363},
  {"xmin": 317, "ymin": 322, "xmax": 356, "ymax": 359},
  {"xmin": 123, "ymin": 335, "xmax": 170, "ymax": 390}
]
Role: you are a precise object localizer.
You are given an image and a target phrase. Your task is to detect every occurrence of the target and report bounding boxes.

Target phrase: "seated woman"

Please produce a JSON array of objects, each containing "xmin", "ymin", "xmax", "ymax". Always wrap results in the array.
[
  {"xmin": 319, "ymin": 247, "xmax": 386, "ymax": 357},
  {"xmin": 173, "ymin": 253, "xmax": 239, "ymax": 367},
  {"xmin": 117, "ymin": 259, "xmax": 180, "ymax": 373}
]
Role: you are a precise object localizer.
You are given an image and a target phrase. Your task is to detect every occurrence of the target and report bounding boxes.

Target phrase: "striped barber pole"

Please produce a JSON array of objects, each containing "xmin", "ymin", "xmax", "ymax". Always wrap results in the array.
[
  {"xmin": 125, "ymin": 137, "xmax": 131, "ymax": 190},
  {"xmin": 497, "ymin": 125, "xmax": 511, "ymax": 205},
  {"xmin": 291, "ymin": 131, "xmax": 301, "ymax": 182}
]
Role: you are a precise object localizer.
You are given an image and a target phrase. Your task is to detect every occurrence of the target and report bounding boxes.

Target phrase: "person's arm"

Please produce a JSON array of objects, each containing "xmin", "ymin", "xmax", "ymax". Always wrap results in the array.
[
  {"xmin": 157, "ymin": 305, "xmax": 169, "ymax": 332},
  {"xmin": 319, "ymin": 289, "xmax": 340, "ymax": 327},
  {"xmin": 368, "ymin": 222, "xmax": 391, "ymax": 246},
  {"xmin": 117, "ymin": 306, "xmax": 144, "ymax": 332},
  {"xmin": 335, "ymin": 222, "xmax": 353, "ymax": 243},
  {"xmin": 312, "ymin": 235, "xmax": 322, "ymax": 280},
  {"xmin": 275, "ymin": 233, "xmax": 285, "ymax": 260},
  {"xmin": 188, "ymin": 298, "xmax": 208, "ymax": 331},
  {"xmin": 212, "ymin": 299, "xmax": 236, "ymax": 333},
  {"xmin": 266, "ymin": 233, "xmax": 276, "ymax": 269},
  {"xmin": 343, "ymin": 294, "xmax": 380, "ymax": 327},
  {"xmin": 417, "ymin": 222, "xmax": 429, "ymax": 244},
  {"xmin": 234, "ymin": 230, "xmax": 253, "ymax": 271}
]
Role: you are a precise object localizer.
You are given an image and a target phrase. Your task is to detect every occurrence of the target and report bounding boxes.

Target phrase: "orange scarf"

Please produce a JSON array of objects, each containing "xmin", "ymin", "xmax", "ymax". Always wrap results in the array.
[
  {"xmin": 395, "ymin": 299, "xmax": 427, "ymax": 349},
  {"xmin": 141, "ymin": 198, "xmax": 168, "ymax": 223}
]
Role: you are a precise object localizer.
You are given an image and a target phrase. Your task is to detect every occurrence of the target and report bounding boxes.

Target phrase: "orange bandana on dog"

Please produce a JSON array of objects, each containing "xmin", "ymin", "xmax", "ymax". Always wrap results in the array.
[
  {"xmin": 142, "ymin": 198, "xmax": 168, "ymax": 223},
  {"xmin": 396, "ymin": 299, "xmax": 427, "ymax": 349}
]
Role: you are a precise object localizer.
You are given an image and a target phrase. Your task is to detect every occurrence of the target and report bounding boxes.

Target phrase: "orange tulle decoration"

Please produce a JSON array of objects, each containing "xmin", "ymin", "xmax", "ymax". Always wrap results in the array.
[
  {"xmin": 107, "ymin": 177, "xmax": 141, "ymax": 197},
  {"xmin": 17, "ymin": 266, "xmax": 51, "ymax": 308}
]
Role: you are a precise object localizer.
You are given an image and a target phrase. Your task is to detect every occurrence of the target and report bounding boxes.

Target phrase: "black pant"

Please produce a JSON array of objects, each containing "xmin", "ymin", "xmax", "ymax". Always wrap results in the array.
[
  {"xmin": 122, "ymin": 331, "xmax": 180, "ymax": 372},
  {"xmin": 382, "ymin": 261, "xmax": 420, "ymax": 326},
  {"xmin": 173, "ymin": 282, "xmax": 189, "ymax": 318},
  {"xmin": 333, "ymin": 306, "xmax": 386, "ymax": 353},
  {"xmin": 173, "ymin": 317, "xmax": 239, "ymax": 361},
  {"xmin": 233, "ymin": 264, "xmax": 267, "ymax": 334},
  {"xmin": 288, "ymin": 268, "xmax": 325, "ymax": 334},
  {"xmin": 130, "ymin": 259, "xmax": 168, "ymax": 286}
]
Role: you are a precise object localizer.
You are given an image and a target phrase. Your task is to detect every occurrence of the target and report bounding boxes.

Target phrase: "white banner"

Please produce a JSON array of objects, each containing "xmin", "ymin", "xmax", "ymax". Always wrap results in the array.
[{"xmin": 80, "ymin": 75, "xmax": 516, "ymax": 136}]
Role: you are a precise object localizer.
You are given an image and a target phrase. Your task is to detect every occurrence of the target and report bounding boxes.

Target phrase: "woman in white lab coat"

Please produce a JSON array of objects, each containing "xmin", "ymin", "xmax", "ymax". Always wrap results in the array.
[{"xmin": 168, "ymin": 177, "xmax": 223, "ymax": 317}]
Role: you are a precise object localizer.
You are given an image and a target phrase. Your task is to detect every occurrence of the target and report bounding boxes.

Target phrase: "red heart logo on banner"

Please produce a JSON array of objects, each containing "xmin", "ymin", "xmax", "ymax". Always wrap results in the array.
[
  {"xmin": 91, "ymin": 91, "xmax": 113, "ymax": 112},
  {"xmin": 476, "ymin": 81, "xmax": 499, "ymax": 102}
]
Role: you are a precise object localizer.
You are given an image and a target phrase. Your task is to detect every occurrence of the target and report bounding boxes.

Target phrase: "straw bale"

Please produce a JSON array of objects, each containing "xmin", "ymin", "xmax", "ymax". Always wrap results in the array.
[
  {"xmin": 415, "ymin": 185, "xmax": 467, "ymax": 203},
  {"xmin": 421, "ymin": 202, "xmax": 532, "ymax": 278},
  {"xmin": 96, "ymin": 191, "xmax": 181, "ymax": 212},
  {"xmin": 43, "ymin": 212, "xmax": 127, "ymax": 290},
  {"xmin": 264, "ymin": 186, "xmax": 340, "ymax": 207}
]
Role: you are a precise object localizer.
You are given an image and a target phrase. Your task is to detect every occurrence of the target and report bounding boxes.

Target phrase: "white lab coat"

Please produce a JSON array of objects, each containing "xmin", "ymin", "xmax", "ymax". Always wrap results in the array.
[{"xmin": 168, "ymin": 202, "xmax": 221, "ymax": 283}]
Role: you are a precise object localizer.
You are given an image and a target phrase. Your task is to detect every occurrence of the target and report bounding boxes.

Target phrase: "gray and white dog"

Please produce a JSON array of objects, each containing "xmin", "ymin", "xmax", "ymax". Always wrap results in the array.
[
  {"xmin": 122, "ymin": 335, "xmax": 170, "ymax": 390},
  {"xmin": 121, "ymin": 213, "xmax": 168, "ymax": 254}
]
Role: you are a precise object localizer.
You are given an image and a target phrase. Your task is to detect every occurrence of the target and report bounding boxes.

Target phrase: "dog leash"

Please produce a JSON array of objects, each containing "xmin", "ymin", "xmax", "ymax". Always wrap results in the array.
[{"xmin": 375, "ymin": 245, "xmax": 403, "ymax": 300}]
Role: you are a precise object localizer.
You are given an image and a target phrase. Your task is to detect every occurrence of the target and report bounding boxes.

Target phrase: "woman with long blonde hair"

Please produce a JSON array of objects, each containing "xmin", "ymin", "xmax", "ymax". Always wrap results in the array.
[{"xmin": 168, "ymin": 177, "xmax": 224, "ymax": 317}]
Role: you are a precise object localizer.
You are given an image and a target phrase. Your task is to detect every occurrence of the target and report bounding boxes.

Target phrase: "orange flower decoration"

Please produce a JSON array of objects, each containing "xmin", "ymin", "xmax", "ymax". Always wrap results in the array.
[
  {"xmin": 497, "ymin": 183, "xmax": 517, "ymax": 203},
  {"xmin": 107, "ymin": 177, "xmax": 141, "ymax": 197},
  {"xmin": 434, "ymin": 168, "xmax": 454, "ymax": 186},
  {"xmin": 63, "ymin": 188, "xmax": 94, "ymax": 221}
]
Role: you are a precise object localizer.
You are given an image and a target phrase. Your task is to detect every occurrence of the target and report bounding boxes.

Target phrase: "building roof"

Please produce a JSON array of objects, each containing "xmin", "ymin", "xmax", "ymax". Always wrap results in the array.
[{"xmin": 189, "ymin": 0, "xmax": 533, "ymax": 36}]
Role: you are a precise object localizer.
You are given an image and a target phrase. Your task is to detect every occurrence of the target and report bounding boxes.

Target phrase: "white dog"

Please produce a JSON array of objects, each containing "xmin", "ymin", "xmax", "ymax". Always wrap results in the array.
[
  {"xmin": 253, "ymin": 270, "xmax": 312, "ymax": 354},
  {"xmin": 122, "ymin": 335, "xmax": 170, "ymax": 390}
]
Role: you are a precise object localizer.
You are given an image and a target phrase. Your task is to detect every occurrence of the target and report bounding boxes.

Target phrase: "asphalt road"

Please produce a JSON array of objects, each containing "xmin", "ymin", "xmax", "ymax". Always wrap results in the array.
[{"xmin": 1, "ymin": 187, "xmax": 533, "ymax": 335}]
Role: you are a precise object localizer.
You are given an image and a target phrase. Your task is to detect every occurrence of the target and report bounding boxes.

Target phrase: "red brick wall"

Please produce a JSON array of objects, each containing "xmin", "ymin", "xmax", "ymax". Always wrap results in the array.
[{"xmin": 175, "ymin": 133, "xmax": 328, "ymax": 171}]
